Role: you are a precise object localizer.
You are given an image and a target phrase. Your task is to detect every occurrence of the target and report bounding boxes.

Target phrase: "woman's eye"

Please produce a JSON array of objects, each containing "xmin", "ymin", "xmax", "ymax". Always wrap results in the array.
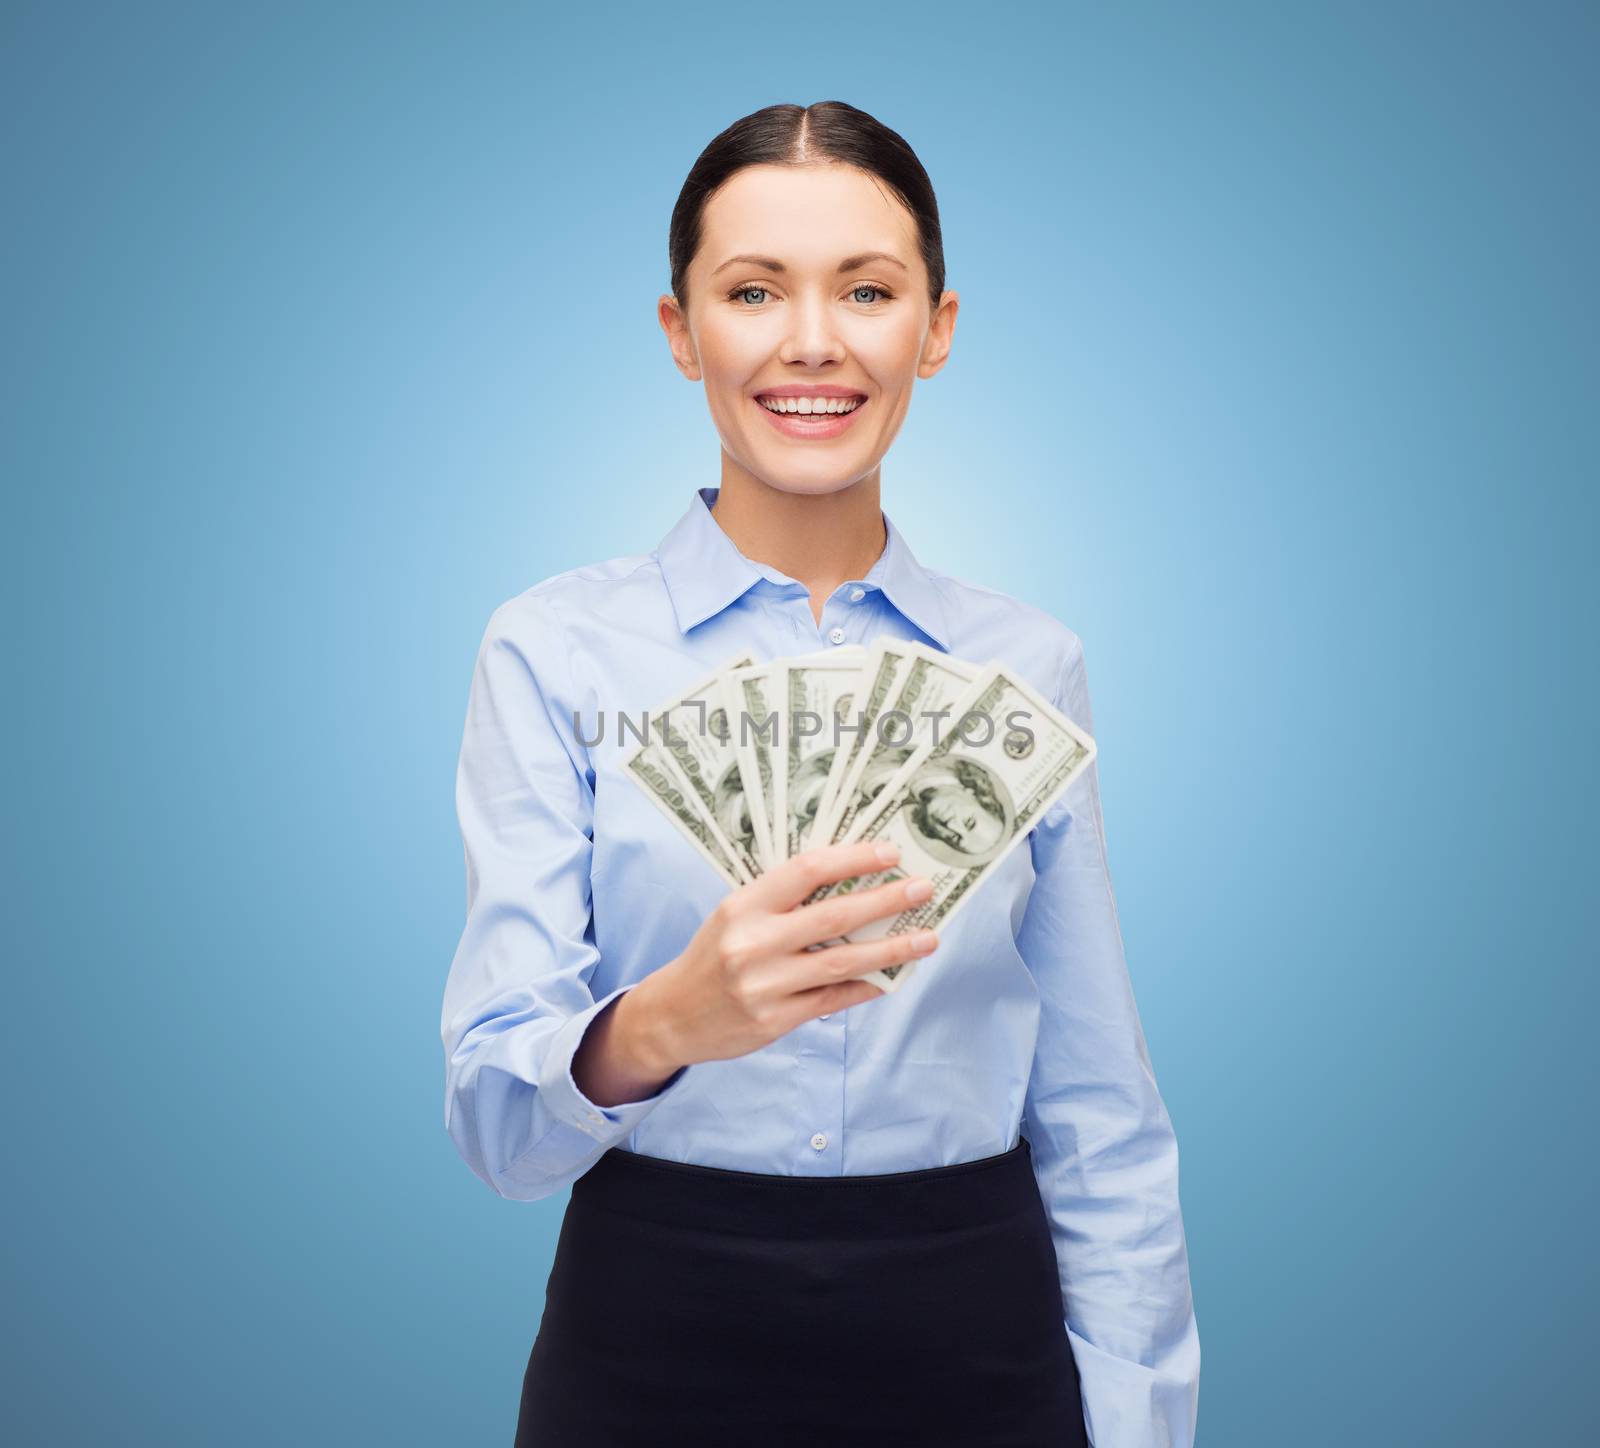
[{"xmin": 725, "ymin": 283, "xmax": 894, "ymax": 307}]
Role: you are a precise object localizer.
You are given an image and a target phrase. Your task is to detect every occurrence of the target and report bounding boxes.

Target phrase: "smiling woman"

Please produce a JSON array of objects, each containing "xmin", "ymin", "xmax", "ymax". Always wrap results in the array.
[
  {"xmin": 655, "ymin": 120, "xmax": 958, "ymax": 545},
  {"xmin": 441, "ymin": 99, "xmax": 1199, "ymax": 1448}
]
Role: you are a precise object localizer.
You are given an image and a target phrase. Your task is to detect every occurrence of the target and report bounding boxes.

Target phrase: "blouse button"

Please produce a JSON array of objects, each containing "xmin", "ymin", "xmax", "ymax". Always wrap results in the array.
[
  {"xmin": 849, "ymin": 586, "xmax": 866, "ymax": 602},
  {"xmin": 810, "ymin": 1132, "xmax": 829, "ymax": 1151},
  {"xmin": 828, "ymin": 626, "xmax": 846, "ymax": 645}
]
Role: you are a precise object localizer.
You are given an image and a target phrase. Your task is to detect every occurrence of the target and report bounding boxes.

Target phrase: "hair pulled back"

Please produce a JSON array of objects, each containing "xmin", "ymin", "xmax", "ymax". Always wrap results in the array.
[{"xmin": 668, "ymin": 101, "xmax": 945, "ymax": 315}]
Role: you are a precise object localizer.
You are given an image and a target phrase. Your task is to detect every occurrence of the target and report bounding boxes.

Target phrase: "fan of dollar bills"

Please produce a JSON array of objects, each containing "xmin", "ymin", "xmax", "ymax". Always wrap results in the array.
[{"xmin": 621, "ymin": 638, "xmax": 1097, "ymax": 992}]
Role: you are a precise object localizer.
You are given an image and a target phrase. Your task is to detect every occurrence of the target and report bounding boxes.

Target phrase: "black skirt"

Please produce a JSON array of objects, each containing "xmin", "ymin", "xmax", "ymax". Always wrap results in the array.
[{"xmin": 515, "ymin": 1137, "xmax": 1088, "ymax": 1447}]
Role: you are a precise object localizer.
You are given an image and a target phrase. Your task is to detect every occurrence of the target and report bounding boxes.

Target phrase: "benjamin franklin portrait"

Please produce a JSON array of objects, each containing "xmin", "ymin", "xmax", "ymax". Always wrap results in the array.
[
  {"xmin": 713, "ymin": 759, "xmax": 757, "ymax": 863},
  {"xmin": 788, "ymin": 747, "xmax": 836, "ymax": 839},
  {"xmin": 890, "ymin": 756, "xmax": 1012, "ymax": 869},
  {"xmin": 847, "ymin": 744, "xmax": 916, "ymax": 826}
]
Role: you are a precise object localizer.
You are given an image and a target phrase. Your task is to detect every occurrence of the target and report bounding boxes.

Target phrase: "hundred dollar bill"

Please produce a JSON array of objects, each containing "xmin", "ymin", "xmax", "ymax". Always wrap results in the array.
[
  {"xmin": 725, "ymin": 659, "xmax": 784, "ymax": 871},
  {"xmin": 643, "ymin": 651, "xmax": 765, "ymax": 881},
  {"xmin": 776, "ymin": 647, "xmax": 867, "ymax": 860},
  {"xmin": 802, "ymin": 662, "xmax": 1097, "ymax": 993},
  {"xmin": 808, "ymin": 639, "xmax": 916, "ymax": 847},
  {"xmin": 819, "ymin": 642, "xmax": 980, "ymax": 847},
  {"xmin": 622, "ymin": 738, "xmax": 750, "ymax": 890}
]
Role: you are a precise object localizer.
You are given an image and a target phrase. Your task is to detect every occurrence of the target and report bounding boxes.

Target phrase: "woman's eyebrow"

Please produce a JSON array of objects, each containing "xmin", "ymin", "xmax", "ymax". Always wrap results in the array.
[{"xmin": 711, "ymin": 251, "xmax": 910, "ymax": 276}]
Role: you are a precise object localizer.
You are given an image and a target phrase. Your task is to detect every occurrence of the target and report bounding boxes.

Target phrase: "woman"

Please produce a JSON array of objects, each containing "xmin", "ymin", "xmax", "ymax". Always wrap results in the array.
[{"xmin": 440, "ymin": 101, "xmax": 1200, "ymax": 1446}]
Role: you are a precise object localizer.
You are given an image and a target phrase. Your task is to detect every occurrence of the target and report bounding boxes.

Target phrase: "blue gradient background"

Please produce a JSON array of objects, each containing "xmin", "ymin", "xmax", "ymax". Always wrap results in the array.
[{"xmin": 4, "ymin": 3, "xmax": 1594, "ymax": 1444}]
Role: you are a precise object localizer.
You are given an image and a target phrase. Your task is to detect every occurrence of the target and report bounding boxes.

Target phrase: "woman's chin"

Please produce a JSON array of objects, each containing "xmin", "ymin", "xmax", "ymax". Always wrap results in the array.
[{"xmin": 742, "ymin": 467, "xmax": 870, "ymax": 499}]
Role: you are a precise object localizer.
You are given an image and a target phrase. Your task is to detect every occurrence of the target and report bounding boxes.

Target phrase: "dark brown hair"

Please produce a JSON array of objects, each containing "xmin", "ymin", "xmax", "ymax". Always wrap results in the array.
[{"xmin": 668, "ymin": 101, "xmax": 946, "ymax": 315}]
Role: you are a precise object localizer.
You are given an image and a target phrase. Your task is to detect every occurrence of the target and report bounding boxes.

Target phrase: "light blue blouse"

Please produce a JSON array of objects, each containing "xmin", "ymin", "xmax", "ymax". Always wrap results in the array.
[{"xmin": 440, "ymin": 485, "xmax": 1200, "ymax": 1445}]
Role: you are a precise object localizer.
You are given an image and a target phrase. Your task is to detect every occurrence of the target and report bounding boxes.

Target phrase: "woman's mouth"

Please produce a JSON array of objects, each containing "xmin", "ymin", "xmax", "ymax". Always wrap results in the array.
[{"xmin": 752, "ymin": 392, "xmax": 869, "ymax": 440}]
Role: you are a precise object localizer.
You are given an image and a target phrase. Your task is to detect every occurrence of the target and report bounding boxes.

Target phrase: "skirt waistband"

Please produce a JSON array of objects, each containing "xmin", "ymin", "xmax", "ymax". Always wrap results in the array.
[{"xmin": 573, "ymin": 1137, "xmax": 1038, "ymax": 1240}]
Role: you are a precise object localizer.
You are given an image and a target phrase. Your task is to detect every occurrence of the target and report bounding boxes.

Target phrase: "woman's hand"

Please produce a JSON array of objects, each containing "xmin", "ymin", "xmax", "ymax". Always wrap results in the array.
[{"xmin": 576, "ymin": 840, "xmax": 939, "ymax": 1104}]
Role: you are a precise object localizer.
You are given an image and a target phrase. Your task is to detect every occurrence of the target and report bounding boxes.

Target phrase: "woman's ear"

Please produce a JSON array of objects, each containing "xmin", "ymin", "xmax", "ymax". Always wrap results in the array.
[
  {"xmin": 917, "ymin": 290, "xmax": 960, "ymax": 379},
  {"xmin": 658, "ymin": 294, "xmax": 702, "ymax": 382}
]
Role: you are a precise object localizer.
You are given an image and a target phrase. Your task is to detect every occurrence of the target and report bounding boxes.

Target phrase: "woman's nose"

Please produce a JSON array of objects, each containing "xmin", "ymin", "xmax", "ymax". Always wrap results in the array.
[{"xmin": 777, "ymin": 292, "xmax": 846, "ymax": 365}]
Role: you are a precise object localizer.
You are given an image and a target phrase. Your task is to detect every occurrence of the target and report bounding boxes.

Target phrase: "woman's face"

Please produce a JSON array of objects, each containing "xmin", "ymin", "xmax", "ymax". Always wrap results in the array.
[{"xmin": 661, "ymin": 163, "xmax": 958, "ymax": 499}]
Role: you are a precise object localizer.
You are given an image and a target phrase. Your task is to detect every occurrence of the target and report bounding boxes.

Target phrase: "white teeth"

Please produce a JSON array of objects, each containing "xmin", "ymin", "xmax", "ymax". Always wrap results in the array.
[{"xmin": 758, "ymin": 395, "xmax": 862, "ymax": 415}]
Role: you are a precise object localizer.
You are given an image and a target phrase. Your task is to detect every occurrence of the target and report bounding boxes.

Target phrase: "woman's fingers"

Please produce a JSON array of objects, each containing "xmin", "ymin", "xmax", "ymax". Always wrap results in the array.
[
  {"xmin": 786, "ymin": 976, "xmax": 890, "ymax": 1022},
  {"xmin": 720, "ymin": 839, "xmax": 937, "ymax": 1031},
  {"xmin": 768, "ymin": 926, "xmax": 940, "ymax": 1002},
  {"xmin": 741, "ymin": 839, "xmax": 904, "ymax": 914},
  {"xmin": 764, "ymin": 869, "xmax": 932, "ymax": 957}
]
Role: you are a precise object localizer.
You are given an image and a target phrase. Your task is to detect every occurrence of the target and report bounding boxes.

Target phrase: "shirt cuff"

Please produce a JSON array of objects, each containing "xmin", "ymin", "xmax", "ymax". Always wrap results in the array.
[
  {"xmin": 1068, "ymin": 1322, "xmax": 1201, "ymax": 1448},
  {"xmin": 536, "ymin": 982, "xmax": 688, "ymax": 1142}
]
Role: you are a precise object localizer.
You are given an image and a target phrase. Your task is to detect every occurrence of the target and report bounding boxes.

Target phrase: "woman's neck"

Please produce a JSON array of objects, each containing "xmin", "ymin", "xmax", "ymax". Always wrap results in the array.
[{"xmin": 709, "ymin": 465, "xmax": 887, "ymax": 627}]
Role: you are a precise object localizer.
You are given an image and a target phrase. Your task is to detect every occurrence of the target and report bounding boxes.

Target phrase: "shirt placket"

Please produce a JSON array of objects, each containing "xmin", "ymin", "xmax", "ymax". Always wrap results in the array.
[{"xmin": 781, "ymin": 577, "xmax": 877, "ymax": 1172}]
